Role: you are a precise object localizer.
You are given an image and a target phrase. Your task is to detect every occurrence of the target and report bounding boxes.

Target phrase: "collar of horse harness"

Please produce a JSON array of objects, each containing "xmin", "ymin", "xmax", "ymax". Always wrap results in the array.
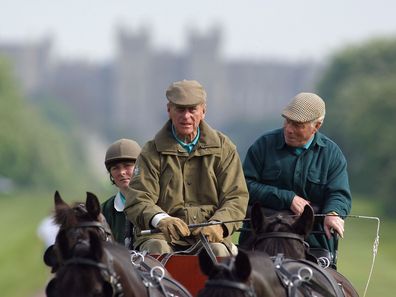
[
  {"xmin": 252, "ymin": 232, "xmax": 309, "ymax": 251},
  {"xmin": 206, "ymin": 279, "xmax": 257, "ymax": 297},
  {"xmin": 62, "ymin": 249, "xmax": 124, "ymax": 297}
]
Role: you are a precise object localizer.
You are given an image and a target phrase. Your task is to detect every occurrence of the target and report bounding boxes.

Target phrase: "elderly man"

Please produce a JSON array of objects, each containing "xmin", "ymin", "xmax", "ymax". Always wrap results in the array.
[
  {"xmin": 239, "ymin": 92, "xmax": 352, "ymax": 268},
  {"xmin": 125, "ymin": 79, "xmax": 248, "ymax": 256}
]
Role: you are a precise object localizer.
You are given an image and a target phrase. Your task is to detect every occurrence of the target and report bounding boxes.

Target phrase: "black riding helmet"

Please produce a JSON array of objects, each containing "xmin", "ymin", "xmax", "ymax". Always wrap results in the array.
[{"xmin": 104, "ymin": 139, "xmax": 141, "ymax": 171}]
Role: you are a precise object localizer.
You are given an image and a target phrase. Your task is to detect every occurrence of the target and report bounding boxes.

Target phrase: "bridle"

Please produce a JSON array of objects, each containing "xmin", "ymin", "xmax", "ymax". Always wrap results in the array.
[
  {"xmin": 251, "ymin": 231, "xmax": 308, "ymax": 252},
  {"xmin": 61, "ymin": 249, "xmax": 124, "ymax": 297},
  {"xmin": 68, "ymin": 221, "xmax": 113, "ymax": 242}
]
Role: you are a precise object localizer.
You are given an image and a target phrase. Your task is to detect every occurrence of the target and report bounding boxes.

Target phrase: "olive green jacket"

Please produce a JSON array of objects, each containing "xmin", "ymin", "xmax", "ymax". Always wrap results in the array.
[{"xmin": 125, "ymin": 120, "xmax": 248, "ymax": 249}]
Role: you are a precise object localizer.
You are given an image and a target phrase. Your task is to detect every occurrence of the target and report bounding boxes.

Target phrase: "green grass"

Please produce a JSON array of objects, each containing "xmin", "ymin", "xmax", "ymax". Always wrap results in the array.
[{"xmin": 1, "ymin": 193, "xmax": 395, "ymax": 297}]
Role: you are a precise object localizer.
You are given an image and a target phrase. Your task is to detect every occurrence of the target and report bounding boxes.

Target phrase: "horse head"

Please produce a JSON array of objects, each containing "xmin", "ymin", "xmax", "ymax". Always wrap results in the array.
[
  {"xmin": 46, "ymin": 230, "xmax": 120, "ymax": 297},
  {"xmin": 197, "ymin": 249, "xmax": 255, "ymax": 297},
  {"xmin": 54, "ymin": 191, "xmax": 112, "ymax": 250},
  {"xmin": 54, "ymin": 191, "xmax": 104, "ymax": 228},
  {"xmin": 245, "ymin": 202, "xmax": 314, "ymax": 260}
]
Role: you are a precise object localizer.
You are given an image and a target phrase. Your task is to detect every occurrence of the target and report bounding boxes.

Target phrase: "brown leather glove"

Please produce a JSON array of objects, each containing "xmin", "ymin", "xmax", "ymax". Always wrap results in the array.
[
  {"xmin": 157, "ymin": 217, "xmax": 190, "ymax": 242},
  {"xmin": 192, "ymin": 223, "xmax": 224, "ymax": 243}
]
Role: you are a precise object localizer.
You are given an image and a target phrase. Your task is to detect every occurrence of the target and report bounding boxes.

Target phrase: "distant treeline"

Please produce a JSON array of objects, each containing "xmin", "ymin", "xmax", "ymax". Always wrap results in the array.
[
  {"xmin": 0, "ymin": 58, "xmax": 97, "ymax": 194},
  {"xmin": 317, "ymin": 37, "xmax": 396, "ymax": 216}
]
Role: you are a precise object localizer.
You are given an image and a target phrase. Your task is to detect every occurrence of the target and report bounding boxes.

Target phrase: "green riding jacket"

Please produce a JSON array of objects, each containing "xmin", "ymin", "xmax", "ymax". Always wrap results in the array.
[
  {"xmin": 101, "ymin": 195, "xmax": 128, "ymax": 245},
  {"xmin": 124, "ymin": 120, "xmax": 249, "ymax": 250},
  {"xmin": 240, "ymin": 128, "xmax": 352, "ymax": 257}
]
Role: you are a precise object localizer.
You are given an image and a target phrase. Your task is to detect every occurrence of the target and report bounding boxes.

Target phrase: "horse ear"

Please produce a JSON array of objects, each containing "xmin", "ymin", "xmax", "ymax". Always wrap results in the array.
[
  {"xmin": 293, "ymin": 204, "xmax": 314, "ymax": 236},
  {"xmin": 233, "ymin": 250, "xmax": 251, "ymax": 281},
  {"xmin": 45, "ymin": 278, "xmax": 57, "ymax": 297},
  {"xmin": 198, "ymin": 249, "xmax": 217, "ymax": 276},
  {"xmin": 54, "ymin": 191, "xmax": 71, "ymax": 225},
  {"xmin": 86, "ymin": 192, "xmax": 101, "ymax": 219},
  {"xmin": 54, "ymin": 190, "xmax": 66, "ymax": 207},
  {"xmin": 251, "ymin": 202, "xmax": 266, "ymax": 233}
]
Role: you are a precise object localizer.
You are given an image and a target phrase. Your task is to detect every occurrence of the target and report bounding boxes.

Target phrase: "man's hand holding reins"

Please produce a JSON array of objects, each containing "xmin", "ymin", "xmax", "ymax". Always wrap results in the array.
[
  {"xmin": 291, "ymin": 195, "xmax": 311, "ymax": 216},
  {"xmin": 192, "ymin": 223, "xmax": 224, "ymax": 243},
  {"xmin": 157, "ymin": 217, "xmax": 190, "ymax": 242},
  {"xmin": 324, "ymin": 212, "xmax": 344, "ymax": 239}
]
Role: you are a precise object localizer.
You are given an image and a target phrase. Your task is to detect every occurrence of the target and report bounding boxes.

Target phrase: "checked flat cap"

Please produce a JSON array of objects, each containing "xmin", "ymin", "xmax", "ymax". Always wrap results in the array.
[{"xmin": 282, "ymin": 92, "xmax": 326, "ymax": 123}]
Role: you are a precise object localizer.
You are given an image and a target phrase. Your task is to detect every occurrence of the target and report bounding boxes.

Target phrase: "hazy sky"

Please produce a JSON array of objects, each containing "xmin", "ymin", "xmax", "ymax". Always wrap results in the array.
[{"xmin": 1, "ymin": 0, "xmax": 396, "ymax": 62}]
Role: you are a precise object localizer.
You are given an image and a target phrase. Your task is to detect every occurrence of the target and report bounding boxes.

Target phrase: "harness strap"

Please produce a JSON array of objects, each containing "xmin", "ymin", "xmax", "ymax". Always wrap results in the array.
[
  {"xmin": 69, "ymin": 221, "xmax": 113, "ymax": 241},
  {"xmin": 272, "ymin": 254, "xmax": 342, "ymax": 297},
  {"xmin": 198, "ymin": 232, "xmax": 218, "ymax": 264},
  {"xmin": 132, "ymin": 252, "xmax": 192, "ymax": 297}
]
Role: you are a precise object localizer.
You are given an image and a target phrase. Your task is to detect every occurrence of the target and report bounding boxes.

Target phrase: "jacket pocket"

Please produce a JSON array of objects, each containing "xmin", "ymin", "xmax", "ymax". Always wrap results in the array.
[
  {"xmin": 307, "ymin": 170, "xmax": 327, "ymax": 185},
  {"xmin": 306, "ymin": 169, "xmax": 327, "ymax": 205}
]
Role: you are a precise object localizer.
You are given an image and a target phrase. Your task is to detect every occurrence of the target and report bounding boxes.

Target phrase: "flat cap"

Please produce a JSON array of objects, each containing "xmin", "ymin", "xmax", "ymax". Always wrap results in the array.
[
  {"xmin": 282, "ymin": 92, "xmax": 326, "ymax": 123},
  {"xmin": 166, "ymin": 80, "xmax": 207, "ymax": 106}
]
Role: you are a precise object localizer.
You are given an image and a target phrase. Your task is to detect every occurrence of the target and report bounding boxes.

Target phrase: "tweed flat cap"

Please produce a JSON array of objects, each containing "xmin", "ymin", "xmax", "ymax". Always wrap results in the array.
[
  {"xmin": 166, "ymin": 80, "xmax": 207, "ymax": 106},
  {"xmin": 282, "ymin": 92, "xmax": 326, "ymax": 123}
]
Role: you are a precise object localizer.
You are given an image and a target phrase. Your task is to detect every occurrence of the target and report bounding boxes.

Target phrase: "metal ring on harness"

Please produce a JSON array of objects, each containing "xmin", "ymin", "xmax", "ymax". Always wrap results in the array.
[
  {"xmin": 317, "ymin": 256, "xmax": 331, "ymax": 269},
  {"xmin": 130, "ymin": 251, "xmax": 145, "ymax": 267},
  {"xmin": 297, "ymin": 266, "xmax": 313, "ymax": 282},
  {"xmin": 150, "ymin": 266, "xmax": 165, "ymax": 281}
]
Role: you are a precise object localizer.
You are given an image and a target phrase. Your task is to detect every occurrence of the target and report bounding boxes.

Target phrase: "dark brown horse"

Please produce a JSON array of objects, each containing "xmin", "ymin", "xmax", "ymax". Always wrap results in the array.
[
  {"xmin": 240, "ymin": 203, "xmax": 359, "ymax": 297},
  {"xmin": 45, "ymin": 191, "xmax": 192, "ymax": 297}
]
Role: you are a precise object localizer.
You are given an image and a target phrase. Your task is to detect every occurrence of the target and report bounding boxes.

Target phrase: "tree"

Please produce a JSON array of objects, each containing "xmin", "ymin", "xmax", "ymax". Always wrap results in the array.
[
  {"xmin": 317, "ymin": 38, "xmax": 396, "ymax": 215},
  {"xmin": 0, "ymin": 57, "xmax": 95, "ymax": 192}
]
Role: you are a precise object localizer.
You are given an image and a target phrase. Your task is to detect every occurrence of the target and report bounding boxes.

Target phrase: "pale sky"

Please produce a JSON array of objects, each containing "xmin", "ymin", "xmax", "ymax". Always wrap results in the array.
[{"xmin": 1, "ymin": 0, "xmax": 396, "ymax": 62}]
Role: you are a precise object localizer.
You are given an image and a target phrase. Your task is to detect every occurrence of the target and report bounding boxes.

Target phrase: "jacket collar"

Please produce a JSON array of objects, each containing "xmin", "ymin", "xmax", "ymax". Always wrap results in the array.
[
  {"xmin": 276, "ymin": 129, "xmax": 326, "ymax": 150},
  {"xmin": 154, "ymin": 120, "xmax": 221, "ymax": 153}
]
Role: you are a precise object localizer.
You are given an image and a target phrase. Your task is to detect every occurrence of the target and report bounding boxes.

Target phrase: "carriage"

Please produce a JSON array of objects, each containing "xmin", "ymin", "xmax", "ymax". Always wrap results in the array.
[{"xmin": 44, "ymin": 191, "xmax": 362, "ymax": 297}]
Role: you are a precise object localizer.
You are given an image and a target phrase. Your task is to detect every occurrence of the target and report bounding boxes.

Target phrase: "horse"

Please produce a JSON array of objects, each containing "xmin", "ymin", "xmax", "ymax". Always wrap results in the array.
[
  {"xmin": 240, "ymin": 203, "xmax": 359, "ymax": 297},
  {"xmin": 44, "ymin": 191, "xmax": 193, "ymax": 297},
  {"xmin": 197, "ymin": 248, "xmax": 286, "ymax": 297},
  {"xmin": 43, "ymin": 191, "xmax": 113, "ymax": 272}
]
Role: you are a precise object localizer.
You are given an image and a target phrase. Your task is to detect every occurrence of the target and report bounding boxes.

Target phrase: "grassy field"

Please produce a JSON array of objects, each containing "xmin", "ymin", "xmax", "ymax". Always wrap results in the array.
[{"xmin": 0, "ymin": 192, "xmax": 395, "ymax": 297}]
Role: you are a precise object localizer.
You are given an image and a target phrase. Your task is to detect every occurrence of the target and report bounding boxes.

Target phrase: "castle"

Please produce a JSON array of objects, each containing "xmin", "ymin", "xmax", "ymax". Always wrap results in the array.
[{"xmin": 0, "ymin": 26, "xmax": 320, "ymax": 144}]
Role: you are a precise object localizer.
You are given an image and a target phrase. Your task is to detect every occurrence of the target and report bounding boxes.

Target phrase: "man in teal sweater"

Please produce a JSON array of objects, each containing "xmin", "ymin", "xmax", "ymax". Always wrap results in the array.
[{"xmin": 240, "ymin": 92, "xmax": 351, "ymax": 268}]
